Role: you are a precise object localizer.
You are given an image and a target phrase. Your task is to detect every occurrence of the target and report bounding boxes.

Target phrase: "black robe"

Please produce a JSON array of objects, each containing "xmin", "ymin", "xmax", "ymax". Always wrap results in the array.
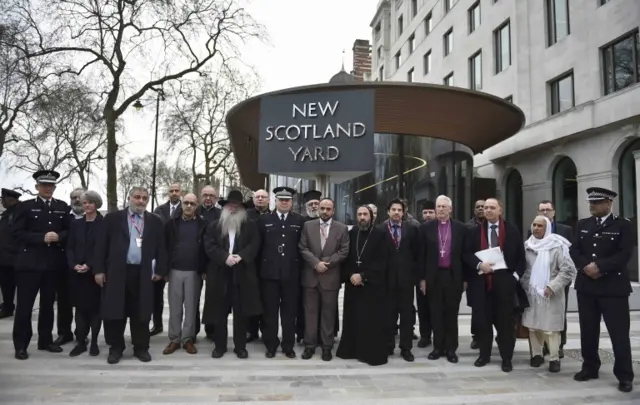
[{"xmin": 336, "ymin": 226, "xmax": 388, "ymax": 366}]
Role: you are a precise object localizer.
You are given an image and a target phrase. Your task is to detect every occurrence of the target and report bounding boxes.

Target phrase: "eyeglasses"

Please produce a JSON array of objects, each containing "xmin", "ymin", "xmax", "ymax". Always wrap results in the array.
[
  {"xmin": 538, "ymin": 208, "xmax": 554, "ymax": 213},
  {"xmin": 202, "ymin": 194, "xmax": 216, "ymax": 198},
  {"xmin": 183, "ymin": 201, "xmax": 197, "ymax": 206}
]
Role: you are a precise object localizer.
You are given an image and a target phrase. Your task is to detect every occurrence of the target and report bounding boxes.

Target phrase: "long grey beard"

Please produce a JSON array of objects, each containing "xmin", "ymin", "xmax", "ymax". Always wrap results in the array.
[
  {"xmin": 306, "ymin": 207, "xmax": 318, "ymax": 218},
  {"xmin": 357, "ymin": 221, "xmax": 371, "ymax": 231},
  {"xmin": 219, "ymin": 209, "xmax": 247, "ymax": 237}
]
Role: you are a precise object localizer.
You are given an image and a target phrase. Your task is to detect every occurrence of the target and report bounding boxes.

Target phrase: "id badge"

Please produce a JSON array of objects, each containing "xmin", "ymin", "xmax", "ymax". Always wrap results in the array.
[{"xmin": 136, "ymin": 237, "xmax": 143, "ymax": 248}]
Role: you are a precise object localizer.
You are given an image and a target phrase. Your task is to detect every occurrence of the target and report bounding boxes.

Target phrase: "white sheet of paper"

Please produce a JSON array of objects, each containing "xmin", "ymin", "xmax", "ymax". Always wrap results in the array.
[
  {"xmin": 151, "ymin": 259, "xmax": 156, "ymax": 279},
  {"xmin": 475, "ymin": 247, "xmax": 508, "ymax": 274}
]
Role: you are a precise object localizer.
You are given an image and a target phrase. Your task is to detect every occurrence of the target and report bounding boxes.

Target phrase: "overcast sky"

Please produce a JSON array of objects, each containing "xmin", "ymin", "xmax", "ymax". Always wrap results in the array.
[{"xmin": 2, "ymin": 0, "xmax": 374, "ymax": 203}]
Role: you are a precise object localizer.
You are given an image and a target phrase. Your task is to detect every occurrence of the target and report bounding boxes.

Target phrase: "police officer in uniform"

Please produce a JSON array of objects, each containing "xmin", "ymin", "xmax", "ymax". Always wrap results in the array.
[
  {"xmin": 0, "ymin": 188, "xmax": 21, "ymax": 318},
  {"xmin": 570, "ymin": 187, "xmax": 634, "ymax": 393},
  {"xmin": 12, "ymin": 170, "xmax": 71, "ymax": 360},
  {"xmin": 259, "ymin": 186, "xmax": 306, "ymax": 358}
]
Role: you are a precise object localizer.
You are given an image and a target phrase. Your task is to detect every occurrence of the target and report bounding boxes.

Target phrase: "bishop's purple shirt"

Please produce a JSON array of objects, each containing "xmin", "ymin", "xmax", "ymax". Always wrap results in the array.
[{"xmin": 437, "ymin": 220, "xmax": 452, "ymax": 269}]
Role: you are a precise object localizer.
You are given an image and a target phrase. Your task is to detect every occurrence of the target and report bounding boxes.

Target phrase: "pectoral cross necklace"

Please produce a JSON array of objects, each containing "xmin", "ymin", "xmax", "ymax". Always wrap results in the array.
[
  {"xmin": 439, "ymin": 222, "xmax": 450, "ymax": 258},
  {"xmin": 356, "ymin": 227, "xmax": 374, "ymax": 267}
]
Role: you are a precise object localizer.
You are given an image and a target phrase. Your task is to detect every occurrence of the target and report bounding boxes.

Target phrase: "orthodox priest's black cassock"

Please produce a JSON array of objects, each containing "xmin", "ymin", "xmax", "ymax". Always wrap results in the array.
[{"xmin": 336, "ymin": 226, "xmax": 388, "ymax": 366}]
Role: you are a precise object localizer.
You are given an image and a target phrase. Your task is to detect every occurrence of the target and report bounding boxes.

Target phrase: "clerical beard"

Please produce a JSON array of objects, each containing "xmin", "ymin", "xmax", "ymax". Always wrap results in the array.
[
  {"xmin": 357, "ymin": 219, "xmax": 371, "ymax": 231},
  {"xmin": 219, "ymin": 207, "xmax": 247, "ymax": 237},
  {"xmin": 306, "ymin": 207, "xmax": 319, "ymax": 218},
  {"xmin": 72, "ymin": 204, "xmax": 84, "ymax": 216}
]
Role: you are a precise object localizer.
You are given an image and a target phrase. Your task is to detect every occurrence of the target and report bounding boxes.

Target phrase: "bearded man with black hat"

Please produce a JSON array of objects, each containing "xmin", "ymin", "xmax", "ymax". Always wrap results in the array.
[
  {"xmin": 11, "ymin": 170, "xmax": 71, "ymax": 360},
  {"xmin": 303, "ymin": 190, "xmax": 322, "ymax": 221},
  {"xmin": 570, "ymin": 187, "xmax": 634, "ymax": 393},
  {"xmin": 0, "ymin": 188, "xmax": 21, "ymax": 318},
  {"xmin": 258, "ymin": 186, "xmax": 306, "ymax": 358},
  {"xmin": 202, "ymin": 189, "xmax": 262, "ymax": 359}
]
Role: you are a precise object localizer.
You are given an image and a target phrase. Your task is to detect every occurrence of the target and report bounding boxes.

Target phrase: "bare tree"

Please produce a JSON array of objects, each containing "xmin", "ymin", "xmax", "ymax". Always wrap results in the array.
[
  {"xmin": 6, "ymin": 79, "xmax": 107, "ymax": 188},
  {"xmin": 163, "ymin": 69, "xmax": 254, "ymax": 195},
  {"xmin": 2, "ymin": 0, "xmax": 264, "ymax": 211},
  {"xmin": 118, "ymin": 157, "xmax": 152, "ymax": 208}
]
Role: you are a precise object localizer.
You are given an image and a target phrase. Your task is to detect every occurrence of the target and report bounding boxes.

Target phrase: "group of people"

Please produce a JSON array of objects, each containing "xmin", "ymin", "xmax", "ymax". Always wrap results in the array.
[{"xmin": 0, "ymin": 169, "xmax": 634, "ymax": 394}]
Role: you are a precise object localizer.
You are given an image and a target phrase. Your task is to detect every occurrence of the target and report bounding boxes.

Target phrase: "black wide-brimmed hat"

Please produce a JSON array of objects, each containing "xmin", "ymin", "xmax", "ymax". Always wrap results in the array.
[
  {"xmin": 33, "ymin": 170, "xmax": 60, "ymax": 184},
  {"xmin": 422, "ymin": 200, "xmax": 435, "ymax": 210},
  {"xmin": 219, "ymin": 189, "xmax": 247, "ymax": 207},
  {"xmin": 586, "ymin": 187, "xmax": 617, "ymax": 202},
  {"xmin": 303, "ymin": 190, "xmax": 322, "ymax": 203},
  {"xmin": 1, "ymin": 188, "xmax": 21, "ymax": 199}
]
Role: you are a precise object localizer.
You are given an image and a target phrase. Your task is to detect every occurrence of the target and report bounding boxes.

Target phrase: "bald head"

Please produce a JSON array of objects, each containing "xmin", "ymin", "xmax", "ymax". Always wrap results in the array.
[
  {"xmin": 253, "ymin": 189, "xmax": 269, "ymax": 210},
  {"xmin": 182, "ymin": 193, "xmax": 198, "ymax": 218},
  {"xmin": 200, "ymin": 186, "xmax": 218, "ymax": 208}
]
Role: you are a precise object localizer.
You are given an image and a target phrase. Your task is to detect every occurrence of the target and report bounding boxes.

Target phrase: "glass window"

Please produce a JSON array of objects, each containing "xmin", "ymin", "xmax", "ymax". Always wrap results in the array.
[
  {"xmin": 444, "ymin": 0, "xmax": 456, "ymax": 13},
  {"xmin": 425, "ymin": 13, "xmax": 432, "ymax": 35},
  {"xmin": 469, "ymin": 51, "xmax": 482, "ymax": 90},
  {"xmin": 600, "ymin": 0, "xmax": 610, "ymax": 5},
  {"xmin": 411, "ymin": 0, "xmax": 418, "ymax": 17},
  {"xmin": 409, "ymin": 34, "xmax": 415, "ymax": 54},
  {"xmin": 407, "ymin": 68, "xmax": 414, "ymax": 83},
  {"xmin": 468, "ymin": 1, "xmax": 481, "ymax": 34},
  {"xmin": 549, "ymin": 72, "xmax": 574, "ymax": 114},
  {"xmin": 602, "ymin": 31, "xmax": 640, "ymax": 95},
  {"xmin": 395, "ymin": 51, "xmax": 401, "ymax": 69},
  {"xmin": 423, "ymin": 50, "xmax": 432, "ymax": 74},
  {"xmin": 444, "ymin": 72, "xmax": 454, "ymax": 86},
  {"xmin": 494, "ymin": 21, "xmax": 511, "ymax": 73},
  {"xmin": 505, "ymin": 170, "xmax": 523, "ymax": 234},
  {"xmin": 547, "ymin": 0, "xmax": 570, "ymax": 46},
  {"xmin": 398, "ymin": 15, "xmax": 404, "ymax": 36},
  {"xmin": 444, "ymin": 29, "xmax": 453, "ymax": 56},
  {"xmin": 379, "ymin": 65, "xmax": 384, "ymax": 81},
  {"xmin": 618, "ymin": 140, "xmax": 640, "ymax": 282},
  {"xmin": 552, "ymin": 157, "xmax": 578, "ymax": 227}
]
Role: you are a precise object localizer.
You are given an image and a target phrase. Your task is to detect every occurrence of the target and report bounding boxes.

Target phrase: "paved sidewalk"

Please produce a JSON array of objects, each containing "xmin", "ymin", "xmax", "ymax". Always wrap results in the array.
[{"xmin": 0, "ymin": 293, "xmax": 638, "ymax": 405}]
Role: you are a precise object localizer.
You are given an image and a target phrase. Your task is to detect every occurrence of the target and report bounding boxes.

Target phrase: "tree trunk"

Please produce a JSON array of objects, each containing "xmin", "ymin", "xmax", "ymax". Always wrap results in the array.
[{"xmin": 105, "ymin": 116, "xmax": 119, "ymax": 212}]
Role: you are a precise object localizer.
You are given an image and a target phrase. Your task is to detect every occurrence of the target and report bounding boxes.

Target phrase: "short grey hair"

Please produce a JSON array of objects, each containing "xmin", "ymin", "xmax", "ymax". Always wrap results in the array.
[
  {"xmin": 128, "ymin": 187, "xmax": 149, "ymax": 198},
  {"xmin": 81, "ymin": 190, "xmax": 103, "ymax": 209},
  {"xmin": 436, "ymin": 195, "xmax": 453, "ymax": 207},
  {"xmin": 70, "ymin": 188, "xmax": 86, "ymax": 196}
]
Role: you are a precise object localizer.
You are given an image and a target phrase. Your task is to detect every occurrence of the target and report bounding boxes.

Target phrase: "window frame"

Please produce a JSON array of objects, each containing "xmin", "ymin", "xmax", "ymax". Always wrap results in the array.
[
  {"xmin": 444, "ymin": 28, "xmax": 454, "ymax": 57},
  {"xmin": 395, "ymin": 51, "xmax": 402, "ymax": 70},
  {"xmin": 549, "ymin": 70, "xmax": 575, "ymax": 115},
  {"xmin": 469, "ymin": 50, "xmax": 483, "ymax": 90},
  {"xmin": 408, "ymin": 34, "xmax": 415, "ymax": 54},
  {"xmin": 601, "ymin": 30, "xmax": 640, "ymax": 95},
  {"xmin": 411, "ymin": 0, "xmax": 418, "ymax": 17},
  {"xmin": 424, "ymin": 13, "xmax": 433, "ymax": 36},
  {"xmin": 468, "ymin": 1, "xmax": 481, "ymax": 34},
  {"xmin": 407, "ymin": 68, "xmax": 415, "ymax": 83},
  {"xmin": 444, "ymin": 72, "xmax": 454, "ymax": 86},
  {"xmin": 423, "ymin": 50, "xmax": 432, "ymax": 75},
  {"xmin": 546, "ymin": 0, "xmax": 571, "ymax": 46},
  {"xmin": 494, "ymin": 20, "xmax": 511, "ymax": 74},
  {"xmin": 398, "ymin": 15, "xmax": 404, "ymax": 37}
]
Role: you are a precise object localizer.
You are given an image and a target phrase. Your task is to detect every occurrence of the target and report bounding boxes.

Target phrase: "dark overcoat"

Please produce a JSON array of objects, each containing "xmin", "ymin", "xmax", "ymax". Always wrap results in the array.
[
  {"xmin": 94, "ymin": 209, "xmax": 168, "ymax": 321},
  {"xmin": 66, "ymin": 214, "xmax": 104, "ymax": 311},
  {"xmin": 201, "ymin": 218, "xmax": 262, "ymax": 325}
]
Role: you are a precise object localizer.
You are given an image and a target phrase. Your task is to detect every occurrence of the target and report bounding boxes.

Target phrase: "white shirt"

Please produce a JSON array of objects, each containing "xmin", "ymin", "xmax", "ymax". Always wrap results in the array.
[
  {"xmin": 276, "ymin": 211, "xmax": 289, "ymax": 221},
  {"xmin": 228, "ymin": 230, "xmax": 236, "ymax": 254},
  {"xmin": 487, "ymin": 220, "xmax": 500, "ymax": 248},
  {"xmin": 170, "ymin": 202, "xmax": 180, "ymax": 217},
  {"xmin": 596, "ymin": 213, "xmax": 611, "ymax": 224}
]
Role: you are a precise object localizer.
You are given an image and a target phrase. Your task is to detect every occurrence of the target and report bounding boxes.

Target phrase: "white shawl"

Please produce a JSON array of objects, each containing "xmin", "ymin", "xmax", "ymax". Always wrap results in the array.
[{"xmin": 524, "ymin": 217, "xmax": 572, "ymax": 300}]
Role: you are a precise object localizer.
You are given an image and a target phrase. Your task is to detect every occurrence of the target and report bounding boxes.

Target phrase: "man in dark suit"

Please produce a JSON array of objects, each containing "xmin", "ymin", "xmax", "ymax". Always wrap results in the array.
[
  {"xmin": 150, "ymin": 183, "xmax": 182, "ymax": 336},
  {"xmin": 379, "ymin": 198, "xmax": 421, "ymax": 362},
  {"xmin": 466, "ymin": 199, "xmax": 485, "ymax": 350},
  {"xmin": 570, "ymin": 187, "xmax": 634, "ymax": 393},
  {"xmin": 416, "ymin": 200, "xmax": 435, "ymax": 348},
  {"xmin": 529, "ymin": 200, "xmax": 573, "ymax": 358},
  {"xmin": 0, "ymin": 188, "xmax": 21, "ymax": 319},
  {"xmin": 420, "ymin": 195, "xmax": 466, "ymax": 363},
  {"xmin": 95, "ymin": 186, "xmax": 167, "ymax": 364},
  {"xmin": 12, "ymin": 170, "xmax": 71, "ymax": 360},
  {"xmin": 259, "ymin": 187, "xmax": 306, "ymax": 359},
  {"xmin": 246, "ymin": 188, "xmax": 270, "ymax": 341},
  {"xmin": 299, "ymin": 198, "xmax": 349, "ymax": 361},
  {"xmin": 463, "ymin": 198, "xmax": 525, "ymax": 373}
]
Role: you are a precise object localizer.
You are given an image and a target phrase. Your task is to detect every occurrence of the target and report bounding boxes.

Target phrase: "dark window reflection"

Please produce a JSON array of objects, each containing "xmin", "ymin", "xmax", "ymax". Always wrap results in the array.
[
  {"xmin": 505, "ymin": 169, "xmax": 523, "ymax": 234},
  {"xmin": 618, "ymin": 140, "xmax": 640, "ymax": 282}
]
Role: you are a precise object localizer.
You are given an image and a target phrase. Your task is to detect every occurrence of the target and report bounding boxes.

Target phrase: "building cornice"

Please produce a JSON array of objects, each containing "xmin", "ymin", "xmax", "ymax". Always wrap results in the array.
[{"xmin": 370, "ymin": 0, "xmax": 391, "ymax": 28}]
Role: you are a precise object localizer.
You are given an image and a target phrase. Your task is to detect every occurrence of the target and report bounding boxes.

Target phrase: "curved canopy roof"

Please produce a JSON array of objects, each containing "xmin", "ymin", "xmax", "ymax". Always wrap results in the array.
[{"xmin": 226, "ymin": 82, "xmax": 525, "ymax": 191}]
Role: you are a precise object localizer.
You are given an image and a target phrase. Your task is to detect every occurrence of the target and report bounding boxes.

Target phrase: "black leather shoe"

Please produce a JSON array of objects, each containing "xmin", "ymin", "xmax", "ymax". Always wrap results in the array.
[
  {"xmin": 470, "ymin": 339, "xmax": 479, "ymax": 350},
  {"xmin": 235, "ymin": 349, "xmax": 248, "ymax": 359},
  {"xmin": 321, "ymin": 349, "xmax": 332, "ymax": 362},
  {"xmin": 69, "ymin": 343, "xmax": 87, "ymax": 357},
  {"xmin": 574, "ymin": 370, "xmax": 598, "ymax": 382},
  {"xmin": 134, "ymin": 350, "xmax": 152, "ymax": 362},
  {"xmin": 265, "ymin": 349, "xmax": 276, "ymax": 359},
  {"xmin": 38, "ymin": 343, "xmax": 63, "ymax": 353},
  {"xmin": 149, "ymin": 326, "xmax": 163, "ymax": 337},
  {"xmin": 618, "ymin": 381, "xmax": 633, "ymax": 393},
  {"xmin": 427, "ymin": 350, "xmax": 443, "ymax": 360},
  {"xmin": 401, "ymin": 350, "xmax": 415, "ymax": 362},
  {"xmin": 417, "ymin": 338, "xmax": 432, "ymax": 348},
  {"xmin": 211, "ymin": 348, "xmax": 226, "ymax": 358},
  {"xmin": 301, "ymin": 348, "xmax": 315, "ymax": 360},
  {"xmin": 501, "ymin": 360, "xmax": 513, "ymax": 372},
  {"xmin": 0, "ymin": 309, "xmax": 14, "ymax": 319},
  {"xmin": 89, "ymin": 344, "xmax": 100, "ymax": 357},
  {"xmin": 53, "ymin": 335, "xmax": 73, "ymax": 346},
  {"xmin": 107, "ymin": 351, "xmax": 122, "ymax": 364},
  {"xmin": 446, "ymin": 352, "xmax": 458, "ymax": 364},
  {"xmin": 548, "ymin": 360, "xmax": 560, "ymax": 373},
  {"xmin": 284, "ymin": 349, "xmax": 296, "ymax": 359},
  {"xmin": 530, "ymin": 355, "xmax": 544, "ymax": 368},
  {"xmin": 14, "ymin": 349, "xmax": 28, "ymax": 360},
  {"xmin": 474, "ymin": 357, "xmax": 490, "ymax": 367}
]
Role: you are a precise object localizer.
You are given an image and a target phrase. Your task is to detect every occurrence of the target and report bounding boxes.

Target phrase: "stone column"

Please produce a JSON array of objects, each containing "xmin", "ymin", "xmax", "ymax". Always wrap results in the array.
[{"xmin": 633, "ymin": 150, "xmax": 640, "ymax": 281}]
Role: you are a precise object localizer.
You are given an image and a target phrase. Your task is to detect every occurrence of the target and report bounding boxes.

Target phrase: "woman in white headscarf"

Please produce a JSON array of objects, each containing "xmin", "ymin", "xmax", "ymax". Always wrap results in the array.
[{"xmin": 521, "ymin": 215, "xmax": 576, "ymax": 373}]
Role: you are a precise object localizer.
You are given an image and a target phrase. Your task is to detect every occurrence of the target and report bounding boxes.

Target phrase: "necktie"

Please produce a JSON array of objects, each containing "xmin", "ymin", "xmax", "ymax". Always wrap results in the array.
[
  {"xmin": 392, "ymin": 224, "xmax": 400, "ymax": 247},
  {"xmin": 490, "ymin": 224, "xmax": 498, "ymax": 248},
  {"xmin": 320, "ymin": 222, "xmax": 328, "ymax": 249},
  {"xmin": 170, "ymin": 206, "xmax": 175, "ymax": 217},
  {"xmin": 596, "ymin": 217, "xmax": 602, "ymax": 226},
  {"xmin": 280, "ymin": 214, "xmax": 285, "ymax": 221}
]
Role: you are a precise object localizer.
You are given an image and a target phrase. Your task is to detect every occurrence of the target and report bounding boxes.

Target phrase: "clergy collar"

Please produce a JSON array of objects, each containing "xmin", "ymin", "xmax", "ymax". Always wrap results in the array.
[{"xmin": 439, "ymin": 217, "xmax": 450, "ymax": 224}]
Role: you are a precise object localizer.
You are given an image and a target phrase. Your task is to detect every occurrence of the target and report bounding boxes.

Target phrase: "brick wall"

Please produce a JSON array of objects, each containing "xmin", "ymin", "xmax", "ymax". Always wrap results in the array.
[{"xmin": 351, "ymin": 39, "xmax": 372, "ymax": 82}]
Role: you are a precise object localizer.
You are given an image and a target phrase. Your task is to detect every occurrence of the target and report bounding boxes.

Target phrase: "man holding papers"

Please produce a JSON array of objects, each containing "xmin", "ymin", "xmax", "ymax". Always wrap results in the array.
[{"xmin": 463, "ymin": 198, "xmax": 526, "ymax": 373}]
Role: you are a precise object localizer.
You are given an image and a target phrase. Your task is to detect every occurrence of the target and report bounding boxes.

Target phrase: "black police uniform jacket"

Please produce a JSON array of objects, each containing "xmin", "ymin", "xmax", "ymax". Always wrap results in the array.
[
  {"xmin": 258, "ymin": 211, "xmax": 305, "ymax": 281},
  {"xmin": 0, "ymin": 203, "xmax": 20, "ymax": 267},
  {"xmin": 570, "ymin": 214, "xmax": 633, "ymax": 297},
  {"xmin": 12, "ymin": 197, "xmax": 71, "ymax": 272}
]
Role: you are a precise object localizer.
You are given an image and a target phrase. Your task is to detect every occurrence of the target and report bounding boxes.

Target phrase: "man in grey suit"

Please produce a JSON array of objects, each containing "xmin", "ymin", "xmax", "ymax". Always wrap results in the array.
[
  {"xmin": 529, "ymin": 200, "xmax": 573, "ymax": 357},
  {"xmin": 299, "ymin": 198, "xmax": 349, "ymax": 361}
]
